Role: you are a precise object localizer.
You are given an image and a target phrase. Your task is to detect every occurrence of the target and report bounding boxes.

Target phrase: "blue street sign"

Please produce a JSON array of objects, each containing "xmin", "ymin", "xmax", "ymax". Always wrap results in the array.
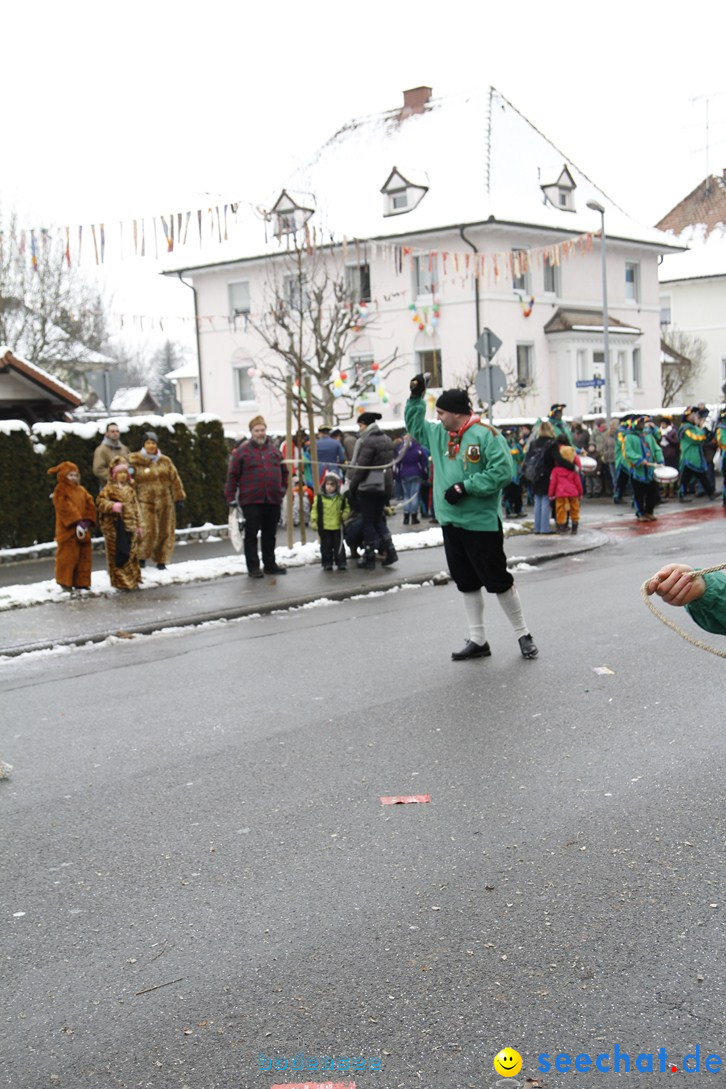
[{"xmin": 576, "ymin": 378, "xmax": 606, "ymax": 389}]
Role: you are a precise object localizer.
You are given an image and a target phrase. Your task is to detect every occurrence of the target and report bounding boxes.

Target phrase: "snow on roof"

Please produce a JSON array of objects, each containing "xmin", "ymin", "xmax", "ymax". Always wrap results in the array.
[
  {"xmin": 166, "ymin": 363, "xmax": 198, "ymax": 380},
  {"xmin": 165, "ymin": 87, "xmax": 681, "ymax": 276},
  {"xmin": 109, "ymin": 387, "xmax": 157, "ymax": 411},
  {"xmin": 659, "ymin": 223, "xmax": 726, "ymax": 281},
  {"xmin": 0, "ymin": 346, "xmax": 83, "ymax": 402}
]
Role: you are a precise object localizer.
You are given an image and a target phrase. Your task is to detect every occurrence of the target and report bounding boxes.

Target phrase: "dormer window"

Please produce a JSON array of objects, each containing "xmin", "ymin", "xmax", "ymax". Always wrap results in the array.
[
  {"xmin": 540, "ymin": 165, "xmax": 577, "ymax": 213},
  {"xmin": 380, "ymin": 166, "xmax": 428, "ymax": 217},
  {"xmin": 270, "ymin": 189, "xmax": 315, "ymax": 238}
]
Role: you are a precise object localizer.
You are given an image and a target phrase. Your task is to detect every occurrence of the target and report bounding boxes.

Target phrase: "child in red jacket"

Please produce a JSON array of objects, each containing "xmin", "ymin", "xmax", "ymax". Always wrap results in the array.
[{"xmin": 548, "ymin": 436, "xmax": 583, "ymax": 534}]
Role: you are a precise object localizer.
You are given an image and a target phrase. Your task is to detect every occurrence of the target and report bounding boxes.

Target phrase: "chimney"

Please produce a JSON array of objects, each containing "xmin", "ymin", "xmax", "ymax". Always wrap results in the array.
[{"xmin": 399, "ymin": 86, "xmax": 432, "ymax": 119}]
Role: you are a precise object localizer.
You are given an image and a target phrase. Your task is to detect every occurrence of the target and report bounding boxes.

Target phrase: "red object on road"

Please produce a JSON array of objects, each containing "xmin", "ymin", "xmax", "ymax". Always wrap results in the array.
[{"xmin": 380, "ymin": 794, "xmax": 431, "ymax": 805}]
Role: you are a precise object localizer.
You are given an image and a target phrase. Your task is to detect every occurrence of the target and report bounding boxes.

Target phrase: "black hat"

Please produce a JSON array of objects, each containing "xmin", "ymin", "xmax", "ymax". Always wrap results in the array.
[
  {"xmin": 358, "ymin": 412, "xmax": 382, "ymax": 426},
  {"xmin": 435, "ymin": 389, "xmax": 472, "ymax": 414},
  {"xmin": 548, "ymin": 403, "xmax": 566, "ymax": 416}
]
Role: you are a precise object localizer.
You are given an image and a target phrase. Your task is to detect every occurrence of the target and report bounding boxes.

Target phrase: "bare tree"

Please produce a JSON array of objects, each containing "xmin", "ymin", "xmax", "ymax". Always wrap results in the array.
[
  {"xmin": 451, "ymin": 356, "xmax": 537, "ymax": 412},
  {"xmin": 660, "ymin": 328, "xmax": 707, "ymax": 407},
  {"xmin": 247, "ymin": 238, "xmax": 400, "ymax": 424},
  {"xmin": 0, "ymin": 213, "xmax": 117, "ymax": 390}
]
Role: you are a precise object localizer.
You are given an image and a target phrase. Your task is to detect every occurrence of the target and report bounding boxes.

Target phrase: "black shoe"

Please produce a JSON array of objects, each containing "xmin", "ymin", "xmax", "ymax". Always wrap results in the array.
[
  {"xmin": 519, "ymin": 634, "xmax": 538, "ymax": 659},
  {"xmin": 357, "ymin": 549, "xmax": 376, "ymax": 569},
  {"xmin": 248, "ymin": 569, "xmax": 264, "ymax": 578},
  {"xmin": 156, "ymin": 563, "xmax": 166, "ymax": 570},
  {"xmin": 337, "ymin": 563, "xmax": 347, "ymax": 570},
  {"xmin": 139, "ymin": 559, "xmax": 146, "ymax": 568},
  {"xmin": 264, "ymin": 565, "xmax": 287, "ymax": 574},
  {"xmin": 322, "ymin": 564, "xmax": 333, "ymax": 571},
  {"xmin": 411, "ymin": 515, "xmax": 420, "ymax": 524},
  {"xmin": 451, "ymin": 640, "xmax": 491, "ymax": 661},
  {"xmin": 403, "ymin": 513, "xmax": 410, "ymax": 525}
]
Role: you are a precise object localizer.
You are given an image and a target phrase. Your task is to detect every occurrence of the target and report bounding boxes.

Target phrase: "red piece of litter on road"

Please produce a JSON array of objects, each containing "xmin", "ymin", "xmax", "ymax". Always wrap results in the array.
[
  {"xmin": 380, "ymin": 794, "xmax": 431, "ymax": 805},
  {"xmin": 270, "ymin": 1083, "xmax": 356, "ymax": 1089}
]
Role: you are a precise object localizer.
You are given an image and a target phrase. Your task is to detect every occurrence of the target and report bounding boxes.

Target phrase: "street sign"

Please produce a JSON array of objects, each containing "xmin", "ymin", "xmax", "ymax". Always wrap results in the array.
[
  {"xmin": 474, "ymin": 364, "xmax": 507, "ymax": 405},
  {"xmin": 576, "ymin": 377, "xmax": 606, "ymax": 389},
  {"xmin": 474, "ymin": 328, "xmax": 502, "ymax": 360}
]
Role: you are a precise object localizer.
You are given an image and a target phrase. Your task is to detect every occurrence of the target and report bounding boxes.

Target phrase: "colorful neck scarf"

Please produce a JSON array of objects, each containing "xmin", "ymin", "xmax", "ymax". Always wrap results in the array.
[{"xmin": 447, "ymin": 415, "xmax": 481, "ymax": 459}]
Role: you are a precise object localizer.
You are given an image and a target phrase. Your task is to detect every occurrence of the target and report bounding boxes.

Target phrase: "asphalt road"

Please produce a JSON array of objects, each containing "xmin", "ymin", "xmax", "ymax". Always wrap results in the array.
[{"xmin": 1, "ymin": 518, "xmax": 725, "ymax": 1089}]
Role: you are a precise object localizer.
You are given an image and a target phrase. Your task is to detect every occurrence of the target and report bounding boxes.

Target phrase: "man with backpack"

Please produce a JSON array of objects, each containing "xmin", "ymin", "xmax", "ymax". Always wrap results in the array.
[
  {"xmin": 405, "ymin": 376, "xmax": 538, "ymax": 661},
  {"xmin": 523, "ymin": 421, "xmax": 557, "ymax": 534}
]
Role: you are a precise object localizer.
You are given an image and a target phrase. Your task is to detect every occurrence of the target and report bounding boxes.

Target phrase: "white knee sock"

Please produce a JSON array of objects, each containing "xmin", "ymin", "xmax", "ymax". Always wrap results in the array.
[
  {"xmin": 496, "ymin": 585, "xmax": 529, "ymax": 637},
  {"xmin": 461, "ymin": 590, "xmax": 486, "ymax": 646}
]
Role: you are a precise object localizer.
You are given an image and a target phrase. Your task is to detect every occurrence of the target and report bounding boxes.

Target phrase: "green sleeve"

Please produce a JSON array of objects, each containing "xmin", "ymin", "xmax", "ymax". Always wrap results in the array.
[
  {"xmin": 404, "ymin": 397, "xmax": 437, "ymax": 449},
  {"xmin": 685, "ymin": 571, "xmax": 726, "ymax": 637}
]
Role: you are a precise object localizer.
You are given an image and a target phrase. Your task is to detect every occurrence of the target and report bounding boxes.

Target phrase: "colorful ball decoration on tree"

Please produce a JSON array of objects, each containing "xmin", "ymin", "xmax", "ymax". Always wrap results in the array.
[{"xmin": 370, "ymin": 362, "xmax": 380, "ymax": 371}]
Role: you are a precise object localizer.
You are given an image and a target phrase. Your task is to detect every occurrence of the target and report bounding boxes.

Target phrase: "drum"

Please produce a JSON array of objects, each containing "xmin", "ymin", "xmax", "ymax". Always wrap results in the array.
[
  {"xmin": 579, "ymin": 455, "xmax": 598, "ymax": 474},
  {"xmin": 654, "ymin": 465, "xmax": 679, "ymax": 484}
]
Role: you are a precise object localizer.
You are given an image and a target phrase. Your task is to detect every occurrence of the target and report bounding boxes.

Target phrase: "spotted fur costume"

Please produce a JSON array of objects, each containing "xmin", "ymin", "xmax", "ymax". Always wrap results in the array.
[
  {"xmin": 128, "ymin": 451, "xmax": 186, "ymax": 565},
  {"xmin": 96, "ymin": 477, "xmax": 143, "ymax": 590}
]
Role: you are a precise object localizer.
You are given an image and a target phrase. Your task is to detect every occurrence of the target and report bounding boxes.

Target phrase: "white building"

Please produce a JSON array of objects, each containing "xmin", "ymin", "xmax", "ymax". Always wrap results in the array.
[{"xmin": 165, "ymin": 86, "xmax": 682, "ymax": 432}]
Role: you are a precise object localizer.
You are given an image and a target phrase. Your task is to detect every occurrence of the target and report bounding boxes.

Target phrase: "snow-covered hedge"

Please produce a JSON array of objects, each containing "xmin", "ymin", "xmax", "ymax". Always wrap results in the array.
[{"xmin": 0, "ymin": 415, "xmax": 230, "ymax": 548}]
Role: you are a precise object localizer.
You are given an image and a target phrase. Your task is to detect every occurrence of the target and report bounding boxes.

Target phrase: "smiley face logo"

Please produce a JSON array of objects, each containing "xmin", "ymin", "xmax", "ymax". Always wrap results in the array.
[{"xmin": 493, "ymin": 1047, "xmax": 523, "ymax": 1077}]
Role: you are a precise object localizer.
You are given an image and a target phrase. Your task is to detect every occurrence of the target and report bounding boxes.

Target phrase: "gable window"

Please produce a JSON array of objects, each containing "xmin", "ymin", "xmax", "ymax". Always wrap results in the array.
[
  {"xmin": 516, "ymin": 344, "xmax": 533, "ymax": 385},
  {"xmin": 414, "ymin": 254, "xmax": 438, "ymax": 297},
  {"xmin": 346, "ymin": 263, "xmax": 371, "ymax": 303},
  {"xmin": 543, "ymin": 257, "xmax": 560, "ymax": 296},
  {"xmin": 415, "ymin": 348, "xmax": 443, "ymax": 387},
  {"xmin": 625, "ymin": 261, "xmax": 640, "ymax": 303},
  {"xmin": 270, "ymin": 189, "xmax": 314, "ymax": 239},
  {"xmin": 228, "ymin": 280, "xmax": 250, "ymax": 318},
  {"xmin": 540, "ymin": 165, "xmax": 577, "ymax": 212},
  {"xmin": 512, "ymin": 249, "xmax": 530, "ymax": 292},
  {"xmin": 380, "ymin": 166, "xmax": 429, "ymax": 217}
]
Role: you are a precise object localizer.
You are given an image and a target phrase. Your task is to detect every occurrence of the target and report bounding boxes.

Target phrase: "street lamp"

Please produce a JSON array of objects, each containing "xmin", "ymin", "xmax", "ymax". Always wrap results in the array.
[{"xmin": 586, "ymin": 200, "xmax": 611, "ymax": 426}]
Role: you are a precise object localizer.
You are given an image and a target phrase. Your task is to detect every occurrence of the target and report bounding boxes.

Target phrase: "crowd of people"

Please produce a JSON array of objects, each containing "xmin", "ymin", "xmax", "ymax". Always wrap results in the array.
[{"xmin": 45, "ymin": 399, "xmax": 726, "ymax": 600}]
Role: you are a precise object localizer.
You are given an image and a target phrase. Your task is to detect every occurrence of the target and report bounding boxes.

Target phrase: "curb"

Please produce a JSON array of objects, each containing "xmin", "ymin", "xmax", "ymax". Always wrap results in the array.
[{"xmin": 0, "ymin": 541, "xmax": 603, "ymax": 659}]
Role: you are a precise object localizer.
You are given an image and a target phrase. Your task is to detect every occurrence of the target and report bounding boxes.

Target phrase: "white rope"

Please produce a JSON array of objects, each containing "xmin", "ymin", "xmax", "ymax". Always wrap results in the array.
[{"xmin": 641, "ymin": 562, "xmax": 726, "ymax": 658}]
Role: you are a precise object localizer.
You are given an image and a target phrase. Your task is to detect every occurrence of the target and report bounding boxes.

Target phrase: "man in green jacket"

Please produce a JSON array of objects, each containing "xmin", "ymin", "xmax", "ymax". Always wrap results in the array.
[
  {"xmin": 405, "ymin": 376, "xmax": 538, "ymax": 661},
  {"xmin": 646, "ymin": 563, "xmax": 726, "ymax": 636},
  {"xmin": 678, "ymin": 407, "xmax": 714, "ymax": 501}
]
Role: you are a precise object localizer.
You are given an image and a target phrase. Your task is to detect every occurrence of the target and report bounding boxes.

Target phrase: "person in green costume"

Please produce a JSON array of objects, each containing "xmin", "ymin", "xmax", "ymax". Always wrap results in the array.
[
  {"xmin": 678, "ymin": 407, "xmax": 714, "ymax": 501},
  {"xmin": 405, "ymin": 376, "xmax": 538, "ymax": 661},
  {"xmin": 623, "ymin": 415, "xmax": 663, "ymax": 521},
  {"xmin": 646, "ymin": 564, "xmax": 726, "ymax": 636}
]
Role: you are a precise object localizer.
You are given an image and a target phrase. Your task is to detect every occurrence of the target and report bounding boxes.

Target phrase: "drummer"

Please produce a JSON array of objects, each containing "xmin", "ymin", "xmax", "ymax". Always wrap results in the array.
[{"xmin": 623, "ymin": 415, "xmax": 663, "ymax": 521}]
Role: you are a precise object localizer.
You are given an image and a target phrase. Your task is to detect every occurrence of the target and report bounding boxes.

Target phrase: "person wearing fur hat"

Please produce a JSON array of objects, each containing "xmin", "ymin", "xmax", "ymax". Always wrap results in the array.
[
  {"xmin": 129, "ymin": 432, "xmax": 186, "ymax": 570},
  {"xmin": 405, "ymin": 377, "xmax": 538, "ymax": 660},
  {"xmin": 310, "ymin": 471, "xmax": 350, "ymax": 571},
  {"xmin": 347, "ymin": 412, "xmax": 397, "ymax": 568},
  {"xmin": 96, "ymin": 457, "xmax": 144, "ymax": 589},
  {"xmin": 47, "ymin": 461, "xmax": 97, "ymax": 592},
  {"xmin": 224, "ymin": 415, "xmax": 289, "ymax": 577}
]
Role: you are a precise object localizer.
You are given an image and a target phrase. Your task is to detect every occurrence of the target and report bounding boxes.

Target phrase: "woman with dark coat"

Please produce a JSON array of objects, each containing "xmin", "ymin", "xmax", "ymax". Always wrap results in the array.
[
  {"xmin": 524, "ymin": 420, "xmax": 558, "ymax": 534},
  {"xmin": 347, "ymin": 412, "xmax": 397, "ymax": 568}
]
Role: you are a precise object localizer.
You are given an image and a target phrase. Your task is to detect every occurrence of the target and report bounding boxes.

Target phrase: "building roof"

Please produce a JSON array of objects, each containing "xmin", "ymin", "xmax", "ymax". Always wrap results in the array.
[
  {"xmin": 659, "ymin": 223, "xmax": 726, "ymax": 282},
  {"xmin": 165, "ymin": 86, "xmax": 682, "ymax": 276},
  {"xmin": 109, "ymin": 386, "xmax": 160, "ymax": 412},
  {"xmin": 0, "ymin": 347, "xmax": 83, "ymax": 406},
  {"xmin": 543, "ymin": 309, "xmax": 642, "ymax": 335},
  {"xmin": 165, "ymin": 362, "xmax": 199, "ymax": 380}
]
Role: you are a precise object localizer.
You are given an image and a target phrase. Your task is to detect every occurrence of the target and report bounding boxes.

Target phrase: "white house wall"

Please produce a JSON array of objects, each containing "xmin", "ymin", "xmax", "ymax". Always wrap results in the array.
[
  {"xmin": 191, "ymin": 226, "xmax": 664, "ymax": 431},
  {"xmin": 660, "ymin": 277, "xmax": 726, "ymax": 401}
]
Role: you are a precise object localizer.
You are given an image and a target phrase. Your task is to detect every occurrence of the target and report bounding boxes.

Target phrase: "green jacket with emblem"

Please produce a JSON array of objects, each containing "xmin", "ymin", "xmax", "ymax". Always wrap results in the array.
[{"xmin": 405, "ymin": 398, "xmax": 513, "ymax": 531}]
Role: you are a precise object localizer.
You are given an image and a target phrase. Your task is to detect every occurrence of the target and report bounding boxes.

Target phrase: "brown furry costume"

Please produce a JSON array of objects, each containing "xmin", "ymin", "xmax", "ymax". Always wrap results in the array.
[
  {"xmin": 96, "ymin": 460, "xmax": 143, "ymax": 590},
  {"xmin": 128, "ymin": 450, "xmax": 186, "ymax": 565},
  {"xmin": 48, "ymin": 461, "xmax": 97, "ymax": 589}
]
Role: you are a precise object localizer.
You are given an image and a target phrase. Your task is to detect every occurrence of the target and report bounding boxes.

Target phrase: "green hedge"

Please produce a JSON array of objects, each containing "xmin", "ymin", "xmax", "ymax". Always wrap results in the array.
[{"xmin": 0, "ymin": 417, "xmax": 231, "ymax": 548}]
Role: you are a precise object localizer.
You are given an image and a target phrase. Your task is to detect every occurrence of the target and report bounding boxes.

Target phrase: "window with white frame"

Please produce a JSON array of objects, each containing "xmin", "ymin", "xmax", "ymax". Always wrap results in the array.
[
  {"xmin": 345, "ymin": 263, "xmax": 371, "ymax": 303},
  {"xmin": 593, "ymin": 349, "xmax": 608, "ymax": 378},
  {"xmin": 228, "ymin": 280, "xmax": 250, "ymax": 317},
  {"xmin": 283, "ymin": 273, "xmax": 308, "ymax": 310},
  {"xmin": 625, "ymin": 261, "xmax": 640, "ymax": 303},
  {"xmin": 543, "ymin": 257, "xmax": 560, "ymax": 296},
  {"xmin": 349, "ymin": 353, "xmax": 375, "ymax": 396},
  {"xmin": 632, "ymin": 347, "xmax": 642, "ymax": 388},
  {"xmin": 415, "ymin": 348, "xmax": 443, "ymax": 387},
  {"xmin": 512, "ymin": 249, "xmax": 531, "ymax": 292},
  {"xmin": 516, "ymin": 344, "xmax": 533, "ymax": 386},
  {"xmin": 232, "ymin": 359, "xmax": 256, "ymax": 404},
  {"xmin": 414, "ymin": 254, "xmax": 438, "ymax": 296},
  {"xmin": 660, "ymin": 295, "xmax": 672, "ymax": 325}
]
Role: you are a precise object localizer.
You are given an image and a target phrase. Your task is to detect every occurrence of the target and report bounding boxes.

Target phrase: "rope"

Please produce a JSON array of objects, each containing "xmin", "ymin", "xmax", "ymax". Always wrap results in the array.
[{"xmin": 641, "ymin": 562, "xmax": 726, "ymax": 658}]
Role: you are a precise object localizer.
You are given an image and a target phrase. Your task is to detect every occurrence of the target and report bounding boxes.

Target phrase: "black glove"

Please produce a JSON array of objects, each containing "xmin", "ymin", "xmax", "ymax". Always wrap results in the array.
[
  {"xmin": 444, "ymin": 482, "xmax": 466, "ymax": 505},
  {"xmin": 175, "ymin": 501, "xmax": 185, "ymax": 520},
  {"xmin": 409, "ymin": 373, "xmax": 427, "ymax": 400}
]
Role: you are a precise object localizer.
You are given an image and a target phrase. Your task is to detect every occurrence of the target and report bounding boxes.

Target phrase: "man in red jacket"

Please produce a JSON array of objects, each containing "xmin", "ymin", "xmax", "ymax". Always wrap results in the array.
[{"xmin": 225, "ymin": 415, "xmax": 289, "ymax": 578}]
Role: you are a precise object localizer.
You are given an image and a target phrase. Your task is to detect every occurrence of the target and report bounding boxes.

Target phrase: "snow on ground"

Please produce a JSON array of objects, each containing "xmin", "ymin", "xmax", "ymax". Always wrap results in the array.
[{"xmin": 0, "ymin": 521, "xmax": 529, "ymax": 612}]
